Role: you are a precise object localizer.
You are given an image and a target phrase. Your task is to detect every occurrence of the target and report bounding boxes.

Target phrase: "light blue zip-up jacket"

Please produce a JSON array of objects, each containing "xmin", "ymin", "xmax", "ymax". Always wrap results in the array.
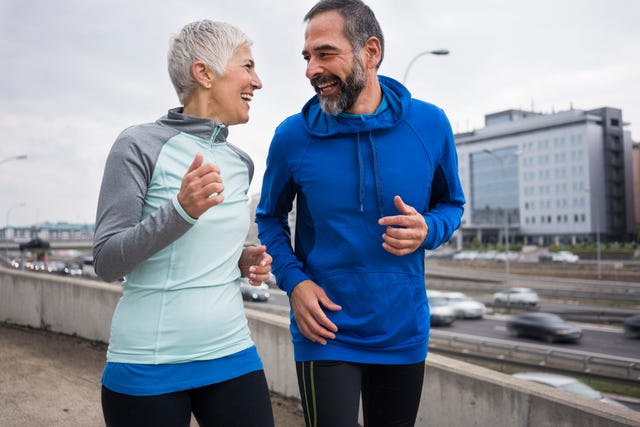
[
  {"xmin": 93, "ymin": 108, "xmax": 256, "ymax": 364},
  {"xmin": 256, "ymin": 76, "xmax": 465, "ymax": 364}
]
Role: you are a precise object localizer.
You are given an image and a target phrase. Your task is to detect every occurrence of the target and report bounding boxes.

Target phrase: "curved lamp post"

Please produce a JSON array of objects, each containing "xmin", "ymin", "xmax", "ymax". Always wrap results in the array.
[
  {"xmin": 0, "ymin": 154, "xmax": 28, "ymax": 166},
  {"xmin": 5, "ymin": 202, "xmax": 26, "ymax": 258},
  {"xmin": 402, "ymin": 49, "xmax": 449, "ymax": 85}
]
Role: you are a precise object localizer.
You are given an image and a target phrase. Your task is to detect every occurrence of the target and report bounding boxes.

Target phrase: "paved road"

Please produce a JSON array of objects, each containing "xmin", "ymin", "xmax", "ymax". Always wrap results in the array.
[
  {"xmin": 0, "ymin": 323, "xmax": 304, "ymax": 427},
  {"xmin": 438, "ymin": 314, "xmax": 640, "ymax": 359}
]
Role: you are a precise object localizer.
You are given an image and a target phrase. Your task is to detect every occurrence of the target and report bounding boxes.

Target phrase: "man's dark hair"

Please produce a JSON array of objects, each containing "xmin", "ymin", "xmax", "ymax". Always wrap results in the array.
[{"xmin": 304, "ymin": 0, "xmax": 385, "ymax": 69}]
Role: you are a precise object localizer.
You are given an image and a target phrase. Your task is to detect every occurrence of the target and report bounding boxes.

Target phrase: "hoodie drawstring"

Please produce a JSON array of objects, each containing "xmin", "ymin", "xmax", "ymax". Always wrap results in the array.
[
  {"xmin": 357, "ymin": 133, "xmax": 365, "ymax": 212},
  {"xmin": 368, "ymin": 132, "xmax": 385, "ymax": 218}
]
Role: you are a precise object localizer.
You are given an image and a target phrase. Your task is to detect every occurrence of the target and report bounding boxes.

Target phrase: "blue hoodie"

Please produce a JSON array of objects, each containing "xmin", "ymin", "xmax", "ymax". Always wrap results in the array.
[{"xmin": 256, "ymin": 76, "xmax": 465, "ymax": 364}]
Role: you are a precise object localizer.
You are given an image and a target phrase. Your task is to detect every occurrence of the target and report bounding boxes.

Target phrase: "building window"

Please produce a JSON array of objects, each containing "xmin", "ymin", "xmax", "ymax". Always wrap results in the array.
[{"xmin": 611, "ymin": 118, "xmax": 619, "ymax": 127}]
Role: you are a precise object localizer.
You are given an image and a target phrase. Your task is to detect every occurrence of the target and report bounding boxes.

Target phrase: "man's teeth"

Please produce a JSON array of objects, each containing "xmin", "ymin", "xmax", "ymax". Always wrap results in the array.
[{"xmin": 241, "ymin": 93, "xmax": 253, "ymax": 101}]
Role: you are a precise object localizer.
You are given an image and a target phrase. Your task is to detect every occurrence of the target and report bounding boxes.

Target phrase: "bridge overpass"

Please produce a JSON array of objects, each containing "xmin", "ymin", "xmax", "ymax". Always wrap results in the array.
[{"xmin": 0, "ymin": 240, "xmax": 93, "ymax": 251}]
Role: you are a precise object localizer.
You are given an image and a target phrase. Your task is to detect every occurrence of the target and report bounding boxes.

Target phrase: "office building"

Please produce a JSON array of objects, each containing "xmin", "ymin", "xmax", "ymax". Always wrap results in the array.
[{"xmin": 455, "ymin": 107, "xmax": 635, "ymax": 246}]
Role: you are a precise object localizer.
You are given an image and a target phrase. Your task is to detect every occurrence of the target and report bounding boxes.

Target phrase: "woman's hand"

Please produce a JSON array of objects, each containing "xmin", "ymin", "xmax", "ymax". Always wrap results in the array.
[
  {"xmin": 177, "ymin": 152, "xmax": 224, "ymax": 218},
  {"xmin": 239, "ymin": 245, "xmax": 272, "ymax": 285}
]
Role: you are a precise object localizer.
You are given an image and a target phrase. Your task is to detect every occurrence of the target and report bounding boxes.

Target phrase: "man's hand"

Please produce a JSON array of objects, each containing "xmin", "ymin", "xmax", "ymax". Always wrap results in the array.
[
  {"xmin": 177, "ymin": 152, "xmax": 224, "ymax": 218},
  {"xmin": 377, "ymin": 195, "xmax": 428, "ymax": 256},
  {"xmin": 290, "ymin": 280, "xmax": 342, "ymax": 345},
  {"xmin": 238, "ymin": 246, "xmax": 272, "ymax": 285}
]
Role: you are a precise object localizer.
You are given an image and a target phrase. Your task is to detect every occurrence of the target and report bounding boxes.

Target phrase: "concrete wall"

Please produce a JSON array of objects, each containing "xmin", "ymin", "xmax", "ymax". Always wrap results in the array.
[{"xmin": 1, "ymin": 267, "xmax": 639, "ymax": 427}]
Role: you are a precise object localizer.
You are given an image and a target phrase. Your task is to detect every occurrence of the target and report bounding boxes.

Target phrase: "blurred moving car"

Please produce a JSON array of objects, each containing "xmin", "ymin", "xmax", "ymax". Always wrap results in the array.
[
  {"xmin": 64, "ymin": 263, "xmax": 83, "ymax": 276},
  {"xmin": 239, "ymin": 279, "xmax": 270, "ymax": 302},
  {"xmin": 493, "ymin": 287, "xmax": 539, "ymax": 307},
  {"xmin": 494, "ymin": 251, "xmax": 519, "ymax": 262},
  {"xmin": 552, "ymin": 250, "xmax": 579, "ymax": 263},
  {"xmin": 428, "ymin": 293, "xmax": 456, "ymax": 326},
  {"xmin": 623, "ymin": 314, "xmax": 640, "ymax": 339},
  {"xmin": 452, "ymin": 251, "xmax": 479, "ymax": 261},
  {"xmin": 46, "ymin": 261, "xmax": 67, "ymax": 274},
  {"xmin": 506, "ymin": 312, "xmax": 582, "ymax": 343},
  {"xmin": 512, "ymin": 372, "xmax": 627, "ymax": 408},
  {"xmin": 442, "ymin": 292, "xmax": 486, "ymax": 319}
]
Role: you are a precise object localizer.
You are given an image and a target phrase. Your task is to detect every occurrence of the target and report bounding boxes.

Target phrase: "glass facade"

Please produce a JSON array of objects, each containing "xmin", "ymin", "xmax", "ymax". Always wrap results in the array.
[{"xmin": 470, "ymin": 146, "xmax": 520, "ymax": 226}]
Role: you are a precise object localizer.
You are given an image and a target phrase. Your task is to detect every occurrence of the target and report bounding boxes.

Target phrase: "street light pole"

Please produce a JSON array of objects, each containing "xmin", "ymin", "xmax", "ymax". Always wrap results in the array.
[
  {"xmin": 596, "ymin": 205, "xmax": 601, "ymax": 280},
  {"xmin": 585, "ymin": 188, "xmax": 602, "ymax": 279},
  {"xmin": 5, "ymin": 202, "xmax": 26, "ymax": 259},
  {"xmin": 0, "ymin": 154, "xmax": 28, "ymax": 166},
  {"xmin": 483, "ymin": 149, "xmax": 520, "ymax": 282},
  {"xmin": 402, "ymin": 49, "xmax": 449, "ymax": 85}
]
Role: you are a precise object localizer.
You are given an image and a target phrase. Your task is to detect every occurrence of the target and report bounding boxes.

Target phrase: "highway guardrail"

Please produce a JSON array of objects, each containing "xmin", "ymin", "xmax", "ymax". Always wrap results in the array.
[{"xmin": 429, "ymin": 330, "xmax": 640, "ymax": 384}]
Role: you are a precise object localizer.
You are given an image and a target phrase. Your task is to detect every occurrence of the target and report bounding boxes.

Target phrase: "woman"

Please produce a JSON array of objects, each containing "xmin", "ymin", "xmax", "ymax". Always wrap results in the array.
[{"xmin": 93, "ymin": 20, "xmax": 273, "ymax": 427}]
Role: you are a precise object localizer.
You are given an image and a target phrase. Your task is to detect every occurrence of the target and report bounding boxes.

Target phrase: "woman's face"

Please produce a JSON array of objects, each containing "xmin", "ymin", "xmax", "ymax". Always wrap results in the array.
[{"xmin": 210, "ymin": 44, "xmax": 262, "ymax": 126}]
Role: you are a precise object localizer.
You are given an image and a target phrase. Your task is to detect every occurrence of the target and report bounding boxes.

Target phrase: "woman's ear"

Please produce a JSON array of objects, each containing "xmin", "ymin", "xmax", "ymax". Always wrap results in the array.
[{"xmin": 192, "ymin": 61, "xmax": 212, "ymax": 89}]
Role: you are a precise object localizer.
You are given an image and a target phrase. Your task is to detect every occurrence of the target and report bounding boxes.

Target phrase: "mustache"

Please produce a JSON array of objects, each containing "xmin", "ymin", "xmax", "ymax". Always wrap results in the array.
[{"xmin": 310, "ymin": 75, "xmax": 339, "ymax": 90}]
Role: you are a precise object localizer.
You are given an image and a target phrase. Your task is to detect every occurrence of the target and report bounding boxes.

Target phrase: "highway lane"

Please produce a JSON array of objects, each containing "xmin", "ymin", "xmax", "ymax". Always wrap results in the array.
[
  {"xmin": 246, "ymin": 295, "xmax": 640, "ymax": 412},
  {"xmin": 434, "ymin": 315, "xmax": 640, "ymax": 360},
  {"xmin": 250, "ymin": 289, "xmax": 640, "ymax": 360}
]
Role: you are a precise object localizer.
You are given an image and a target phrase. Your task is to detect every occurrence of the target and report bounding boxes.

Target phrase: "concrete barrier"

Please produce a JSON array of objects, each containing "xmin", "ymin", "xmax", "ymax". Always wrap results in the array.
[{"xmin": 1, "ymin": 267, "xmax": 639, "ymax": 427}]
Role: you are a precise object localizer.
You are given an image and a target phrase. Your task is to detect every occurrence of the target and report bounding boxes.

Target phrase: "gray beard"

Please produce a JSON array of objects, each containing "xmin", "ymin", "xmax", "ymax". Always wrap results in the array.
[{"xmin": 317, "ymin": 58, "xmax": 367, "ymax": 116}]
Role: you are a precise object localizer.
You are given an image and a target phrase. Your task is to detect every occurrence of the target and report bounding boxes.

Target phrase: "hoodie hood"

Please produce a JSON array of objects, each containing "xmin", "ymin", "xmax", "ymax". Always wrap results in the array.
[
  {"xmin": 300, "ymin": 75, "xmax": 411, "ymax": 217},
  {"xmin": 301, "ymin": 75, "xmax": 411, "ymax": 137}
]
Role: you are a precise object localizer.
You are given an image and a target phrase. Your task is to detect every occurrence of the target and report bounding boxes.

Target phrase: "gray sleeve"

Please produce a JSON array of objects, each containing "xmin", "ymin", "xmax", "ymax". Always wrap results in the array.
[{"xmin": 92, "ymin": 125, "xmax": 192, "ymax": 282}]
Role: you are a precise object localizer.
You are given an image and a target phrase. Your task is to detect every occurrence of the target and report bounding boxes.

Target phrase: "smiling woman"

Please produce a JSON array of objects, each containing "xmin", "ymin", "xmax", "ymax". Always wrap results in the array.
[{"xmin": 92, "ymin": 19, "xmax": 274, "ymax": 427}]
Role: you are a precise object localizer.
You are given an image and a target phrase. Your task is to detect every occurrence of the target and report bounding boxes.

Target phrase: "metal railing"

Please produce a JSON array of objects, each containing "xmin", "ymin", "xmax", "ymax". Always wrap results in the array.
[{"xmin": 429, "ymin": 330, "xmax": 640, "ymax": 383}]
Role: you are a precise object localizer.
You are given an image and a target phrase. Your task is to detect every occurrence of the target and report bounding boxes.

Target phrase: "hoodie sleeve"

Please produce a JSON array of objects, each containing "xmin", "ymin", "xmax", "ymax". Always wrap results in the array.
[
  {"xmin": 421, "ymin": 110, "xmax": 465, "ymax": 250},
  {"xmin": 92, "ymin": 128, "xmax": 193, "ymax": 282},
  {"xmin": 255, "ymin": 127, "xmax": 310, "ymax": 296}
]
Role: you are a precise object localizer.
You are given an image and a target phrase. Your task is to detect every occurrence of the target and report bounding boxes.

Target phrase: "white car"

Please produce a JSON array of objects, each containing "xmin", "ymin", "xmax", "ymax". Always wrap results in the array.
[
  {"xmin": 492, "ymin": 287, "xmax": 539, "ymax": 307},
  {"xmin": 442, "ymin": 292, "xmax": 486, "ymax": 319},
  {"xmin": 239, "ymin": 279, "xmax": 271, "ymax": 302},
  {"xmin": 552, "ymin": 251, "xmax": 579, "ymax": 263},
  {"xmin": 512, "ymin": 372, "xmax": 626, "ymax": 408},
  {"xmin": 428, "ymin": 294, "xmax": 456, "ymax": 326},
  {"xmin": 452, "ymin": 251, "xmax": 479, "ymax": 261}
]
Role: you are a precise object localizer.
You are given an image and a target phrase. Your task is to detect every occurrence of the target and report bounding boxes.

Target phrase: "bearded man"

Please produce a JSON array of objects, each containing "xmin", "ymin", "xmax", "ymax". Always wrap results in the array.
[{"xmin": 256, "ymin": 1, "xmax": 465, "ymax": 426}]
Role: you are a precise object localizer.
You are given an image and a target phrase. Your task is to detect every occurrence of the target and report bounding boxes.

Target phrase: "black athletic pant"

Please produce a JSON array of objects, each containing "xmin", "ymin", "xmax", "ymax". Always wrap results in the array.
[
  {"xmin": 101, "ymin": 370, "xmax": 274, "ymax": 427},
  {"xmin": 296, "ymin": 360, "xmax": 425, "ymax": 427}
]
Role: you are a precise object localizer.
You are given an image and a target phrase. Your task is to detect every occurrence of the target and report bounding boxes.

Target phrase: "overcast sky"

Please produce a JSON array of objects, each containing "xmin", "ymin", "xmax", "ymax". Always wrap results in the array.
[{"xmin": 1, "ymin": 0, "xmax": 639, "ymax": 227}]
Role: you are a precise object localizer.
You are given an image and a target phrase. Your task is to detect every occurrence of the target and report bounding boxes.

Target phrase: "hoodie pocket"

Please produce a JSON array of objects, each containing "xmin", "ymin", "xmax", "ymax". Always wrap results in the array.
[{"xmin": 323, "ymin": 272, "xmax": 428, "ymax": 348}]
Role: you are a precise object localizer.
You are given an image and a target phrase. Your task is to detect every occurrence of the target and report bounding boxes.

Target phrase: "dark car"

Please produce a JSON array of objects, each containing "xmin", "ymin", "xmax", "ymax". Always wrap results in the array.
[
  {"xmin": 506, "ymin": 312, "xmax": 582, "ymax": 343},
  {"xmin": 623, "ymin": 314, "xmax": 640, "ymax": 339},
  {"xmin": 239, "ymin": 279, "xmax": 271, "ymax": 302}
]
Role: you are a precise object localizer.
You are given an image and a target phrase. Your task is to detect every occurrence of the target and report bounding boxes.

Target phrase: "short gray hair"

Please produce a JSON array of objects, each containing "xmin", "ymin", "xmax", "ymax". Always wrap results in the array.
[{"xmin": 168, "ymin": 20, "xmax": 253, "ymax": 104}]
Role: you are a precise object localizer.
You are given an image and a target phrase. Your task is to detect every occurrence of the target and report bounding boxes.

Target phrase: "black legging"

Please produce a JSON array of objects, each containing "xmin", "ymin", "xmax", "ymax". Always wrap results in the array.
[
  {"xmin": 102, "ymin": 370, "xmax": 274, "ymax": 427},
  {"xmin": 296, "ymin": 360, "xmax": 425, "ymax": 427}
]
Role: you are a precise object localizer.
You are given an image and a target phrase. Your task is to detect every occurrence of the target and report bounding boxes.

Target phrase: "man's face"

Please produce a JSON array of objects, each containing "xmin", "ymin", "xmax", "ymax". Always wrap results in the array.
[{"xmin": 302, "ymin": 10, "xmax": 366, "ymax": 115}]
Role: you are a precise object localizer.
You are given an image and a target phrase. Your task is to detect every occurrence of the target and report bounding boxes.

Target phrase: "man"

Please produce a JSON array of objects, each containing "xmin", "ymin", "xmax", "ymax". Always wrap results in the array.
[{"xmin": 256, "ymin": 1, "xmax": 465, "ymax": 426}]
